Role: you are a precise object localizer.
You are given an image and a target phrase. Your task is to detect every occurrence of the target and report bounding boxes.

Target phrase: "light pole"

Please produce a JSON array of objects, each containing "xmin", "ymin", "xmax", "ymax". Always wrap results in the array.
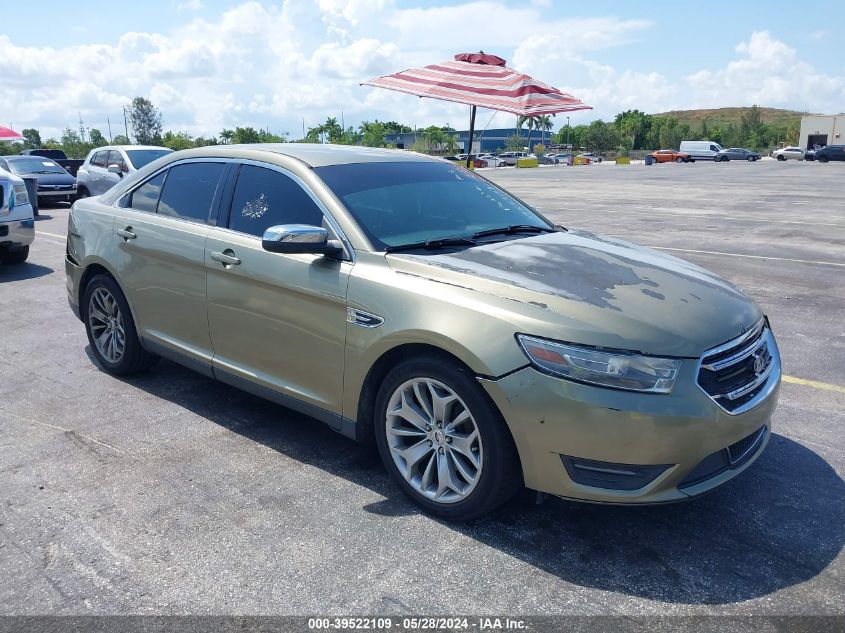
[{"xmin": 566, "ymin": 116, "xmax": 570, "ymax": 148}]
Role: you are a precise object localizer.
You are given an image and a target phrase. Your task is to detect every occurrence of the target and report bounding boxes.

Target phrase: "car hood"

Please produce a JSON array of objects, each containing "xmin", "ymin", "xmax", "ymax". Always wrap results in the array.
[
  {"xmin": 30, "ymin": 172, "xmax": 75, "ymax": 185},
  {"xmin": 386, "ymin": 230, "xmax": 762, "ymax": 357}
]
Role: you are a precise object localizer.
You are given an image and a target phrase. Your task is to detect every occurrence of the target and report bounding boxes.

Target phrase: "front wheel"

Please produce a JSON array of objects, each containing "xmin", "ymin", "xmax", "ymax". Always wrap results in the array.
[
  {"xmin": 747, "ymin": 156, "xmax": 755, "ymax": 161},
  {"xmin": 83, "ymin": 274, "xmax": 158, "ymax": 375},
  {"xmin": 675, "ymin": 157, "xmax": 684, "ymax": 163},
  {"xmin": 777, "ymin": 154, "xmax": 786, "ymax": 161},
  {"xmin": 0, "ymin": 245, "xmax": 29, "ymax": 265},
  {"xmin": 375, "ymin": 356, "xmax": 522, "ymax": 520}
]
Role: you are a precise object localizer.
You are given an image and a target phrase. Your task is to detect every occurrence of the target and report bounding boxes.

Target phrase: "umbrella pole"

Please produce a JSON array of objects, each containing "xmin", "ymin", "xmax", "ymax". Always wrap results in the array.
[{"xmin": 465, "ymin": 105, "xmax": 476, "ymax": 169}]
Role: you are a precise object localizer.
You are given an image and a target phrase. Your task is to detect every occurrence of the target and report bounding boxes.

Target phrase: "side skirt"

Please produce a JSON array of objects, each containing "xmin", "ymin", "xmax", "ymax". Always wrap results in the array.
[{"xmin": 140, "ymin": 338, "xmax": 358, "ymax": 441}]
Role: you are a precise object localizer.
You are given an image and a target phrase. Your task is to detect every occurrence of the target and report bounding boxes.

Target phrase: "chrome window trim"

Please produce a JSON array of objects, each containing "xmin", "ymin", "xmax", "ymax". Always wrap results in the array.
[
  {"xmin": 211, "ymin": 158, "xmax": 355, "ymax": 263},
  {"xmin": 695, "ymin": 324, "xmax": 781, "ymax": 416},
  {"xmin": 114, "ymin": 157, "xmax": 239, "ymax": 215}
]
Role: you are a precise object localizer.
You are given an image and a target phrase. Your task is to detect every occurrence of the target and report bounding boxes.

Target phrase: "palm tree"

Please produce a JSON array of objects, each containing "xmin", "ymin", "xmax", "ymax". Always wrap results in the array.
[
  {"xmin": 422, "ymin": 126, "xmax": 446, "ymax": 153},
  {"xmin": 444, "ymin": 134, "xmax": 459, "ymax": 153},
  {"xmin": 536, "ymin": 114, "xmax": 554, "ymax": 148},
  {"xmin": 219, "ymin": 129, "xmax": 234, "ymax": 144}
]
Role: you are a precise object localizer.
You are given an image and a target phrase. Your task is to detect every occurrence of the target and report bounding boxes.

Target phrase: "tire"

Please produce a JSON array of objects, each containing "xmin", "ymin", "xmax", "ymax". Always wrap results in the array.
[
  {"xmin": 747, "ymin": 156, "xmax": 754, "ymax": 161},
  {"xmin": 0, "ymin": 245, "xmax": 29, "ymax": 265},
  {"xmin": 76, "ymin": 185, "xmax": 90, "ymax": 199},
  {"xmin": 82, "ymin": 274, "xmax": 158, "ymax": 375},
  {"xmin": 675, "ymin": 157, "xmax": 684, "ymax": 163},
  {"xmin": 819, "ymin": 156, "xmax": 829, "ymax": 163},
  {"xmin": 777, "ymin": 155, "xmax": 786, "ymax": 161},
  {"xmin": 374, "ymin": 354, "xmax": 523, "ymax": 520}
]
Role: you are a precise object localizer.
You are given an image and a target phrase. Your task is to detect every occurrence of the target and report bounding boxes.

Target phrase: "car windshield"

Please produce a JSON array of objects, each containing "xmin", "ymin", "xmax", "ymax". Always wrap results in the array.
[
  {"xmin": 6, "ymin": 157, "xmax": 67, "ymax": 175},
  {"xmin": 126, "ymin": 149, "xmax": 173, "ymax": 169},
  {"xmin": 314, "ymin": 161, "xmax": 551, "ymax": 250}
]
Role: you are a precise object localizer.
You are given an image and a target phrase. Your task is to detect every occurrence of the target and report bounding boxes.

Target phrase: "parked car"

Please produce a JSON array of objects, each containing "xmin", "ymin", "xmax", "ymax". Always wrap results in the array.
[
  {"xmin": 771, "ymin": 146, "xmax": 804, "ymax": 161},
  {"xmin": 444, "ymin": 155, "xmax": 487, "ymax": 168},
  {"xmin": 20, "ymin": 148, "xmax": 84, "ymax": 177},
  {"xmin": 577, "ymin": 152, "xmax": 603, "ymax": 163},
  {"xmin": 76, "ymin": 145, "xmax": 173, "ymax": 197},
  {"xmin": 649, "ymin": 150, "xmax": 692, "ymax": 164},
  {"xmin": 498, "ymin": 151, "xmax": 531, "ymax": 165},
  {"xmin": 477, "ymin": 153, "xmax": 506, "ymax": 167},
  {"xmin": 0, "ymin": 166, "xmax": 35, "ymax": 264},
  {"xmin": 0, "ymin": 155, "xmax": 78, "ymax": 206},
  {"xmin": 804, "ymin": 149, "xmax": 816, "ymax": 161},
  {"xmin": 715, "ymin": 148, "xmax": 761, "ymax": 162},
  {"xmin": 66, "ymin": 145, "xmax": 781, "ymax": 520},
  {"xmin": 538, "ymin": 154, "xmax": 560, "ymax": 165},
  {"xmin": 812, "ymin": 144, "xmax": 845, "ymax": 162},
  {"xmin": 679, "ymin": 141, "xmax": 724, "ymax": 161}
]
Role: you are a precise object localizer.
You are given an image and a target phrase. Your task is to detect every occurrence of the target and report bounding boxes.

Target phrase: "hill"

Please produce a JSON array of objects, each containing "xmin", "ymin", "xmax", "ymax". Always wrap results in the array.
[{"xmin": 652, "ymin": 106, "xmax": 808, "ymax": 131}]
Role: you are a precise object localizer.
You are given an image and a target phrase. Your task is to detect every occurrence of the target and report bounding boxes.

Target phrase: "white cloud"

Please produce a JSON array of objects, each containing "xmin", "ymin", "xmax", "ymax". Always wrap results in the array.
[{"xmin": 683, "ymin": 31, "xmax": 844, "ymax": 113}]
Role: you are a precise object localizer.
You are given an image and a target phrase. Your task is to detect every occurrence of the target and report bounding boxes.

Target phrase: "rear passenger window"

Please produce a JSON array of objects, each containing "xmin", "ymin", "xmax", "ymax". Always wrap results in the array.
[
  {"xmin": 107, "ymin": 150, "xmax": 127, "ymax": 173},
  {"xmin": 157, "ymin": 162, "xmax": 224, "ymax": 223},
  {"xmin": 227, "ymin": 165, "xmax": 323, "ymax": 237},
  {"xmin": 129, "ymin": 172, "xmax": 165, "ymax": 213}
]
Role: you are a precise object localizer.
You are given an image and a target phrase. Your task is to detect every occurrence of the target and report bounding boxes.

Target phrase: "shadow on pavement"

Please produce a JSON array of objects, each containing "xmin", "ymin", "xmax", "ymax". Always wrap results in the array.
[
  {"xmin": 0, "ymin": 262, "xmax": 54, "ymax": 281},
  {"xmin": 119, "ymin": 357, "xmax": 843, "ymax": 606}
]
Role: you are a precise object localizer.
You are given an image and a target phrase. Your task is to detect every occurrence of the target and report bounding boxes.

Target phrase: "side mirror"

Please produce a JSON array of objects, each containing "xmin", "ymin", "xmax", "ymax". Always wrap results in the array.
[
  {"xmin": 107, "ymin": 164, "xmax": 123, "ymax": 177},
  {"xmin": 261, "ymin": 224, "xmax": 343, "ymax": 257}
]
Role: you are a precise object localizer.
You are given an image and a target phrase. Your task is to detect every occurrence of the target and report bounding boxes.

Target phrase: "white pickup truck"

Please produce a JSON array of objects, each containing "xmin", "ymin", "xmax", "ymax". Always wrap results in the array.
[{"xmin": 0, "ymin": 167, "xmax": 35, "ymax": 264}]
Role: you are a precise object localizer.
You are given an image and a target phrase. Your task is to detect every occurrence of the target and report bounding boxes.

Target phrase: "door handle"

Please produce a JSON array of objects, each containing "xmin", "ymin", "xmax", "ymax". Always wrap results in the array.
[
  {"xmin": 210, "ymin": 250, "xmax": 241, "ymax": 266},
  {"xmin": 116, "ymin": 227, "xmax": 136, "ymax": 240}
]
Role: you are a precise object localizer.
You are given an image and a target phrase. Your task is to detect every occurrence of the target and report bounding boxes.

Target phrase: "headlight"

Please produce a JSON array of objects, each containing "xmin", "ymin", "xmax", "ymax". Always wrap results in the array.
[
  {"xmin": 11, "ymin": 184, "xmax": 29, "ymax": 209},
  {"xmin": 516, "ymin": 334, "xmax": 682, "ymax": 394}
]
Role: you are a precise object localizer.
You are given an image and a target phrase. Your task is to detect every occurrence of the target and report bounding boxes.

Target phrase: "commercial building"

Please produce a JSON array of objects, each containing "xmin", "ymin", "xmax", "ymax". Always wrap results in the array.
[{"xmin": 799, "ymin": 115, "xmax": 845, "ymax": 150}]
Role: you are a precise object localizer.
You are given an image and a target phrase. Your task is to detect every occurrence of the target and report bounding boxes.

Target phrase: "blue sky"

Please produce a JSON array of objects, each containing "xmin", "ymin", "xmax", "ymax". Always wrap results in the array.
[{"xmin": 3, "ymin": 1, "xmax": 844, "ymax": 139}]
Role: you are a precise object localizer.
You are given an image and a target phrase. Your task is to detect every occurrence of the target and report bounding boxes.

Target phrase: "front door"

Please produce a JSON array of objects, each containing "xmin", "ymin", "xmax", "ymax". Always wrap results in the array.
[
  {"xmin": 205, "ymin": 163, "xmax": 351, "ymax": 417},
  {"xmin": 113, "ymin": 161, "xmax": 226, "ymax": 367}
]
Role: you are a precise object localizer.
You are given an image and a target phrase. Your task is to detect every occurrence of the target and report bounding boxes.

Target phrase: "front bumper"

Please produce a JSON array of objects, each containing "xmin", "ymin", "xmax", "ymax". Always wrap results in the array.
[
  {"xmin": 480, "ymin": 356, "xmax": 780, "ymax": 504},
  {"xmin": 0, "ymin": 218, "xmax": 35, "ymax": 249}
]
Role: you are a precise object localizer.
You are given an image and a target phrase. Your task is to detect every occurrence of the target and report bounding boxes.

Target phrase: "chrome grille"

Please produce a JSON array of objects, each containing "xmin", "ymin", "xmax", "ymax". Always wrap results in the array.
[{"xmin": 697, "ymin": 319, "xmax": 780, "ymax": 414}]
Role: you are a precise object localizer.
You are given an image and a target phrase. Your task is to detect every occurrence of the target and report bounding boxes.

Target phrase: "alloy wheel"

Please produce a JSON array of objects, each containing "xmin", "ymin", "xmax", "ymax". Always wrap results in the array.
[
  {"xmin": 88, "ymin": 287, "xmax": 126, "ymax": 363},
  {"xmin": 385, "ymin": 378, "xmax": 483, "ymax": 504}
]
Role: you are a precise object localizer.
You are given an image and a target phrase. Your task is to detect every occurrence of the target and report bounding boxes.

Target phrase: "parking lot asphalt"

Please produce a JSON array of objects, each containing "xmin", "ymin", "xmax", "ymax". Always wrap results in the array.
[{"xmin": 0, "ymin": 159, "xmax": 842, "ymax": 617}]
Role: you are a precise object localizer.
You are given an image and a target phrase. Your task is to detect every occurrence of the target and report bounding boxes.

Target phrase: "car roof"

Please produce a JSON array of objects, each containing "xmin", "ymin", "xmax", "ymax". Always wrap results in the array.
[
  {"xmin": 4, "ymin": 154, "xmax": 59, "ymax": 161},
  {"xmin": 157, "ymin": 143, "xmax": 437, "ymax": 168}
]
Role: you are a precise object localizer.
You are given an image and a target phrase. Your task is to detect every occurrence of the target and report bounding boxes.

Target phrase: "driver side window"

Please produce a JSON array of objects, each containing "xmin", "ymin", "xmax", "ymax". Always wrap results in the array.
[{"xmin": 227, "ymin": 165, "xmax": 325, "ymax": 237}]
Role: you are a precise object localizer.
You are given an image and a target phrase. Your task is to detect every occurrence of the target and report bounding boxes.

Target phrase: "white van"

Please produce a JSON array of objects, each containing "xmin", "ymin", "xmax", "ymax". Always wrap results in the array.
[{"xmin": 680, "ymin": 140, "xmax": 724, "ymax": 161}]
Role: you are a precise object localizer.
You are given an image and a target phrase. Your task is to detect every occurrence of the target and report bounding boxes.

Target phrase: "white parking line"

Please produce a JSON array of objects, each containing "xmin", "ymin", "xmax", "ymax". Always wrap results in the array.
[
  {"xmin": 653, "ymin": 246, "xmax": 845, "ymax": 268},
  {"xmin": 37, "ymin": 230, "xmax": 67, "ymax": 240}
]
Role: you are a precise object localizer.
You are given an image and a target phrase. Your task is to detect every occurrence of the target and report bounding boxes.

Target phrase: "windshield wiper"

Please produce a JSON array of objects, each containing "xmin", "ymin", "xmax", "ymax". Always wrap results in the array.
[
  {"xmin": 471, "ymin": 224, "xmax": 557, "ymax": 239},
  {"xmin": 384, "ymin": 237, "xmax": 477, "ymax": 253}
]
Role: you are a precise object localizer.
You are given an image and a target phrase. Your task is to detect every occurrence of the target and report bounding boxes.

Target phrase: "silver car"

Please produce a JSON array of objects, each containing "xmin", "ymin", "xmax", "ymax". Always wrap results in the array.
[{"xmin": 77, "ymin": 145, "xmax": 172, "ymax": 197}]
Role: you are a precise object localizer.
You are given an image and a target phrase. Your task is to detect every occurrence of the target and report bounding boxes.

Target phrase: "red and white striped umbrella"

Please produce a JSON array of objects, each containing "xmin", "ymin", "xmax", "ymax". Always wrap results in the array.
[
  {"xmin": 363, "ymin": 52, "xmax": 590, "ymax": 117},
  {"xmin": 0, "ymin": 125, "xmax": 25, "ymax": 143}
]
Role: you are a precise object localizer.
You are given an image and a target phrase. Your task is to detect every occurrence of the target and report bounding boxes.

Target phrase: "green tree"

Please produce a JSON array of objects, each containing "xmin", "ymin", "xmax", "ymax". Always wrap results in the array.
[
  {"xmin": 304, "ymin": 126, "xmax": 322, "ymax": 143},
  {"xmin": 444, "ymin": 134, "xmax": 459, "ymax": 153},
  {"xmin": 112, "ymin": 134, "xmax": 131, "ymax": 145},
  {"xmin": 359, "ymin": 120, "xmax": 387, "ymax": 147},
  {"xmin": 421, "ymin": 126, "xmax": 446, "ymax": 153},
  {"xmin": 219, "ymin": 129, "xmax": 235, "ymax": 144},
  {"xmin": 60, "ymin": 128, "xmax": 91, "ymax": 158},
  {"xmin": 21, "ymin": 128, "xmax": 42, "ymax": 150},
  {"xmin": 614, "ymin": 110, "xmax": 652, "ymax": 150},
  {"xmin": 258, "ymin": 129, "xmax": 287, "ymax": 143},
  {"xmin": 88, "ymin": 128, "xmax": 108, "ymax": 147},
  {"xmin": 535, "ymin": 115, "xmax": 555, "ymax": 147},
  {"xmin": 583, "ymin": 120, "xmax": 619, "ymax": 154},
  {"xmin": 517, "ymin": 115, "xmax": 536, "ymax": 152},
  {"xmin": 162, "ymin": 131, "xmax": 194, "ymax": 150},
  {"xmin": 232, "ymin": 127, "xmax": 260, "ymax": 144},
  {"xmin": 127, "ymin": 97, "xmax": 163, "ymax": 145},
  {"xmin": 192, "ymin": 136, "xmax": 218, "ymax": 147}
]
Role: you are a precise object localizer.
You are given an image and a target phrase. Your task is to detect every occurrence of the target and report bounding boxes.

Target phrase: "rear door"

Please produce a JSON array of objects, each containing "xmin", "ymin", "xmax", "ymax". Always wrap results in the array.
[
  {"xmin": 205, "ymin": 162, "xmax": 351, "ymax": 418},
  {"xmin": 112, "ymin": 160, "xmax": 228, "ymax": 369},
  {"xmin": 88, "ymin": 151, "xmax": 110, "ymax": 195}
]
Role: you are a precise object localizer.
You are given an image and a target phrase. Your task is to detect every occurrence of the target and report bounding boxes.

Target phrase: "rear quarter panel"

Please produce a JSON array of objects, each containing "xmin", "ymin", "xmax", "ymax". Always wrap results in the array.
[{"xmin": 67, "ymin": 199, "xmax": 117, "ymax": 304}]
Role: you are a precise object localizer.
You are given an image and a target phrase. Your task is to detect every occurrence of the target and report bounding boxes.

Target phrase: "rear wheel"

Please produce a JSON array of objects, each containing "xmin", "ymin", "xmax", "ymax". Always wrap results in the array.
[
  {"xmin": 777, "ymin": 154, "xmax": 786, "ymax": 161},
  {"xmin": 819, "ymin": 155, "xmax": 829, "ymax": 163},
  {"xmin": 0, "ymin": 246, "xmax": 29, "ymax": 265},
  {"xmin": 374, "ymin": 355, "xmax": 522, "ymax": 520},
  {"xmin": 83, "ymin": 274, "xmax": 158, "ymax": 375},
  {"xmin": 76, "ymin": 185, "xmax": 90, "ymax": 199}
]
